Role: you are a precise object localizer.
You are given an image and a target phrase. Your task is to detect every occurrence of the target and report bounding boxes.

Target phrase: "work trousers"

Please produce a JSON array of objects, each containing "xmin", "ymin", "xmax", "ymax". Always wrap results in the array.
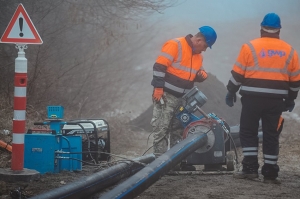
[
  {"xmin": 240, "ymin": 96, "xmax": 284, "ymax": 178},
  {"xmin": 151, "ymin": 92, "xmax": 183, "ymax": 157}
]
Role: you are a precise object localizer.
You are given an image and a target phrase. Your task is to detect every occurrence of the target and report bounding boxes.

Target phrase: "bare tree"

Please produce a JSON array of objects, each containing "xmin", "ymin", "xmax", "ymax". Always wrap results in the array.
[{"xmin": 0, "ymin": 0, "xmax": 177, "ymax": 123}]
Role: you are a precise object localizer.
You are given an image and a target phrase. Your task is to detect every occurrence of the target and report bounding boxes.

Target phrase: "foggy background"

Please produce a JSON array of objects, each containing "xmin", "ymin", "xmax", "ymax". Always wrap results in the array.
[
  {"xmin": 123, "ymin": 0, "xmax": 300, "ymax": 119},
  {"xmin": 0, "ymin": 0, "xmax": 300, "ymax": 127},
  {"xmin": 153, "ymin": 0, "xmax": 300, "ymax": 84}
]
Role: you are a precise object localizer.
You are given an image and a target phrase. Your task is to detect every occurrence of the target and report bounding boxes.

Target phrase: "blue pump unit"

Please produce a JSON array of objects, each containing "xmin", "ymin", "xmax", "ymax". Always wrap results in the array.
[
  {"xmin": 24, "ymin": 134, "xmax": 61, "ymax": 174},
  {"xmin": 59, "ymin": 135, "xmax": 82, "ymax": 172},
  {"xmin": 24, "ymin": 134, "xmax": 82, "ymax": 174},
  {"xmin": 24, "ymin": 106, "xmax": 82, "ymax": 174}
]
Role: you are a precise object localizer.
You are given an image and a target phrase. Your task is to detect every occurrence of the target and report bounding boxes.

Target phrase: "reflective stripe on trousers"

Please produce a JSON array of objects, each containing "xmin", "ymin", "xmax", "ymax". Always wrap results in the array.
[{"xmin": 240, "ymin": 96, "xmax": 283, "ymax": 175}]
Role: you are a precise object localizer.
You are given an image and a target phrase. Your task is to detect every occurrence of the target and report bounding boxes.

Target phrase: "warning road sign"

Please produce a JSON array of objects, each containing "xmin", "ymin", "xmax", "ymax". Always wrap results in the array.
[{"xmin": 0, "ymin": 4, "xmax": 43, "ymax": 44}]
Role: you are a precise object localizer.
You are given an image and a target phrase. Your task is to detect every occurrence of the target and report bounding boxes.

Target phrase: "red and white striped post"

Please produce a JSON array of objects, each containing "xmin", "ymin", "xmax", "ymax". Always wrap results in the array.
[{"xmin": 11, "ymin": 44, "xmax": 28, "ymax": 170}]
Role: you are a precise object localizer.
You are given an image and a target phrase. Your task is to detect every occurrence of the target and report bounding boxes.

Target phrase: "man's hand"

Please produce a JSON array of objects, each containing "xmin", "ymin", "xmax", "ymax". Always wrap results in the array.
[
  {"xmin": 195, "ymin": 70, "xmax": 208, "ymax": 82},
  {"xmin": 284, "ymin": 99, "xmax": 295, "ymax": 112},
  {"xmin": 152, "ymin": 88, "xmax": 164, "ymax": 102},
  {"xmin": 225, "ymin": 91, "xmax": 237, "ymax": 107}
]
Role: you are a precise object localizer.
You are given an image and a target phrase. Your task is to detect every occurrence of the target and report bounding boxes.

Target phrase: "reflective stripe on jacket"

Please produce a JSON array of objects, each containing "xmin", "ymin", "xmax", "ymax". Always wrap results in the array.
[
  {"xmin": 227, "ymin": 37, "xmax": 300, "ymax": 99},
  {"xmin": 151, "ymin": 35, "xmax": 203, "ymax": 97}
]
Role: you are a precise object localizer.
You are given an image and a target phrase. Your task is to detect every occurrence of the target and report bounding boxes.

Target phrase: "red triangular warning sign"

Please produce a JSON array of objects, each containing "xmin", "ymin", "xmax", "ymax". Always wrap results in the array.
[{"xmin": 0, "ymin": 4, "xmax": 43, "ymax": 44}]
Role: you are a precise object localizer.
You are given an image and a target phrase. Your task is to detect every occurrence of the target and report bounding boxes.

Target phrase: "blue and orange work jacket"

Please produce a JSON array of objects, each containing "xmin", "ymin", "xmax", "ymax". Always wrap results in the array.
[
  {"xmin": 227, "ymin": 37, "xmax": 300, "ymax": 100},
  {"xmin": 151, "ymin": 35, "xmax": 203, "ymax": 97}
]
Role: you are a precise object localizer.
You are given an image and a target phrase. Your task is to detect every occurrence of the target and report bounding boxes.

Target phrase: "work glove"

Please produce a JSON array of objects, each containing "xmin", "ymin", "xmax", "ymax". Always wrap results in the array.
[
  {"xmin": 152, "ymin": 88, "xmax": 164, "ymax": 102},
  {"xmin": 284, "ymin": 99, "xmax": 295, "ymax": 112},
  {"xmin": 195, "ymin": 70, "xmax": 208, "ymax": 82},
  {"xmin": 277, "ymin": 115, "xmax": 284, "ymax": 133},
  {"xmin": 225, "ymin": 91, "xmax": 236, "ymax": 107}
]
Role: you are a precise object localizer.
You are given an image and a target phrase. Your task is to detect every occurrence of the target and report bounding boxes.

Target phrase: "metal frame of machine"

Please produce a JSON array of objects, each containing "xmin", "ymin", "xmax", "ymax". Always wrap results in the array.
[
  {"xmin": 176, "ymin": 86, "xmax": 238, "ymax": 171},
  {"xmin": 62, "ymin": 118, "xmax": 111, "ymax": 162}
]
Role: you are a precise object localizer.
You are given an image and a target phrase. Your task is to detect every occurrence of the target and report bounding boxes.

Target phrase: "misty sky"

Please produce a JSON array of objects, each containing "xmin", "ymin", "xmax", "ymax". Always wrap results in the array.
[
  {"xmin": 158, "ymin": 0, "xmax": 299, "ymax": 23},
  {"xmin": 148, "ymin": 0, "xmax": 300, "ymax": 84}
]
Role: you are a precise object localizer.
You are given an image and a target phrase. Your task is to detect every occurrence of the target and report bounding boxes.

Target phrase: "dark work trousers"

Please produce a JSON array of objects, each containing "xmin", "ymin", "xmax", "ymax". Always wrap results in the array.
[{"xmin": 240, "ymin": 96, "xmax": 284, "ymax": 178}]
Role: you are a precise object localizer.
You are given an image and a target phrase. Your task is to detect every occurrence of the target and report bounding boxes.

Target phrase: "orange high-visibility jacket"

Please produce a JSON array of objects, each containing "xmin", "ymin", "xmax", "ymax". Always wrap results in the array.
[
  {"xmin": 151, "ymin": 35, "xmax": 203, "ymax": 97},
  {"xmin": 227, "ymin": 37, "xmax": 300, "ymax": 99}
]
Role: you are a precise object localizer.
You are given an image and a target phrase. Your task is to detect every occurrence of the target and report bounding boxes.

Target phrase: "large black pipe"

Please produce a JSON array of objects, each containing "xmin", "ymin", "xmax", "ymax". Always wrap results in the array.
[
  {"xmin": 99, "ymin": 133, "xmax": 208, "ymax": 199},
  {"xmin": 29, "ymin": 154, "xmax": 155, "ymax": 199}
]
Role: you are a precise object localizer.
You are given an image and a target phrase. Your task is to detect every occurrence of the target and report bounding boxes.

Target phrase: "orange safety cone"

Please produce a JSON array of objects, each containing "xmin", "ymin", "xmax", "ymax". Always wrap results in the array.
[{"xmin": 0, "ymin": 140, "xmax": 12, "ymax": 152}]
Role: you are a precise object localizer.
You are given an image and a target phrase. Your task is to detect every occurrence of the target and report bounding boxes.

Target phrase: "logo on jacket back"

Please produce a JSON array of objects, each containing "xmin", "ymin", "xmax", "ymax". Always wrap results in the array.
[{"xmin": 260, "ymin": 48, "xmax": 286, "ymax": 58}]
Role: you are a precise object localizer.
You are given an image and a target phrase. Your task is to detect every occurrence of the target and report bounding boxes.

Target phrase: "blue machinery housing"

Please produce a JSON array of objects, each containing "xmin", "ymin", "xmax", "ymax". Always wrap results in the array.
[
  {"xmin": 24, "ymin": 106, "xmax": 110, "ymax": 174},
  {"xmin": 24, "ymin": 133, "xmax": 82, "ymax": 174}
]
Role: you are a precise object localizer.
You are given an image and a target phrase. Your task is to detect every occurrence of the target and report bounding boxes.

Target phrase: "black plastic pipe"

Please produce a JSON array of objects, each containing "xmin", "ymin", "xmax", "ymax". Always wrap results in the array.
[
  {"xmin": 29, "ymin": 154, "xmax": 155, "ymax": 199},
  {"xmin": 99, "ymin": 133, "xmax": 208, "ymax": 199}
]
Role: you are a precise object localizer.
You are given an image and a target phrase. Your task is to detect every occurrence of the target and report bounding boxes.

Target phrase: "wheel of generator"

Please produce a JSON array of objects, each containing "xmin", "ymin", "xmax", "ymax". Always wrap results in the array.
[{"xmin": 226, "ymin": 151, "xmax": 236, "ymax": 171}]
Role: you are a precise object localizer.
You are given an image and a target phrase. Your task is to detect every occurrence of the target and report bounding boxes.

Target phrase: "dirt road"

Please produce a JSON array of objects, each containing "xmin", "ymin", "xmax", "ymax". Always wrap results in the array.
[
  {"xmin": 137, "ymin": 112, "xmax": 300, "ymax": 199},
  {"xmin": 1, "ymin": 73, "xmax": 300, "ymax": 198},
  {"xmin": 1, "ymin": 112, "xmax": 300, "ymax": 199}
]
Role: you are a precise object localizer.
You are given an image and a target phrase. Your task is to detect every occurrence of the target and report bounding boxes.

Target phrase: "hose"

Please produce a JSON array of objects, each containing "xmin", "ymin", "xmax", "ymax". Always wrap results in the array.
[
  {"xmin": 227, "ymin": 131, "xmax": 239, "ymax": 165},
  {"xmin": 143, "ymin": 101, "xmax": 182, "ymax": 156},
  {"xmin": 65, "ymin": 122, "xmax": 96, "ymax": 164},
  {"xmin": 0, "ymin": 140, "xmax": 12, "ymax": 152},
  {"xmin": 61, "ymin": 136, "xmax": 72, "ymax": 170}
]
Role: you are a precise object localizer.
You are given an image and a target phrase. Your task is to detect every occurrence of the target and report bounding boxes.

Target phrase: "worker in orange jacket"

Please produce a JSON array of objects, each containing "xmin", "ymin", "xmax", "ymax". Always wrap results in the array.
[
  {"xmin": 150, "ymin": 26, "xmax": 217, "ymax": 170},
  {"xmin": 225, "ymin": 13, "xmax": 300, "ymax": 183}
]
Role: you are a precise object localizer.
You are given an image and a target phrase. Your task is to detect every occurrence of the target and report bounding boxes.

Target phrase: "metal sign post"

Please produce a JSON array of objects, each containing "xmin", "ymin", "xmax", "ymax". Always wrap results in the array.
[
  {"xmin": 12, "ymin": 44, "xmax": 28, "ymax": 170},
  {"xmin": 0, "ymin": 3, "xmax": 43, "ymax": 171}
]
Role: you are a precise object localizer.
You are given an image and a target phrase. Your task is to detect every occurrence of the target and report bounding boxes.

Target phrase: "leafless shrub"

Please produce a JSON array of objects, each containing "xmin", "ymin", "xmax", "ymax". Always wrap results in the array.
[{"xmin": 0, "ymin": 0, "xmax": 176, "ymax": 134}]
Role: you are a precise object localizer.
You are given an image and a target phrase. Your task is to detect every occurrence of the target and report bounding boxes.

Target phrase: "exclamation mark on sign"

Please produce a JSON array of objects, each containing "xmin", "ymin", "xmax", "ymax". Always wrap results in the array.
[{"xmin": 19, "ymin": 17, "xmax": 24, "ymax": 37}]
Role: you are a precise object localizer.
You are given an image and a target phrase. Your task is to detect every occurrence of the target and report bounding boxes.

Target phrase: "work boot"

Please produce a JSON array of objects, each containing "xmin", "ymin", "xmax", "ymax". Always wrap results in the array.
[
  {"xmin": 263, "ymin": 177, "xmax": 281, "ymax": 184},
  {"xmin": 233, "ymin": 170, "xmax": 258, "ymax": 179}
]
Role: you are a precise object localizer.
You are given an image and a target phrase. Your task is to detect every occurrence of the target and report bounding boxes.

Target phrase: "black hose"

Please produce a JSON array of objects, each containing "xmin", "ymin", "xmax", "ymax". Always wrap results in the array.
[
  {"xmin": 61, "ymin": 136, "xmax": 72, "ymax": 170},
  {"xmin": 29, "ymin": 154, "xmax": 155, "ymax": 199},
  {"xmin": 142, "ymin": 103, "xmax": 182, "ymax": 156},
  {"xmin": 65, "ymin": 122, "xmax": 96, "ymax": 163},
  {"xmin": 227, "ymin": 131, "xmax": 239, "ymax": 165}
]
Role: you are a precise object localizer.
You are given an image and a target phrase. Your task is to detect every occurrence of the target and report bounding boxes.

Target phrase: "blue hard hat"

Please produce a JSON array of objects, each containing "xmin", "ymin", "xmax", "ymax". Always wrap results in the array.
[
  {"xmin": 261, "ymin": 13, "xmax": 281, "ymax": 29},
  {"xmin": 199, "ymin": 26, "xmax": 217, "ymax": 49}
]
